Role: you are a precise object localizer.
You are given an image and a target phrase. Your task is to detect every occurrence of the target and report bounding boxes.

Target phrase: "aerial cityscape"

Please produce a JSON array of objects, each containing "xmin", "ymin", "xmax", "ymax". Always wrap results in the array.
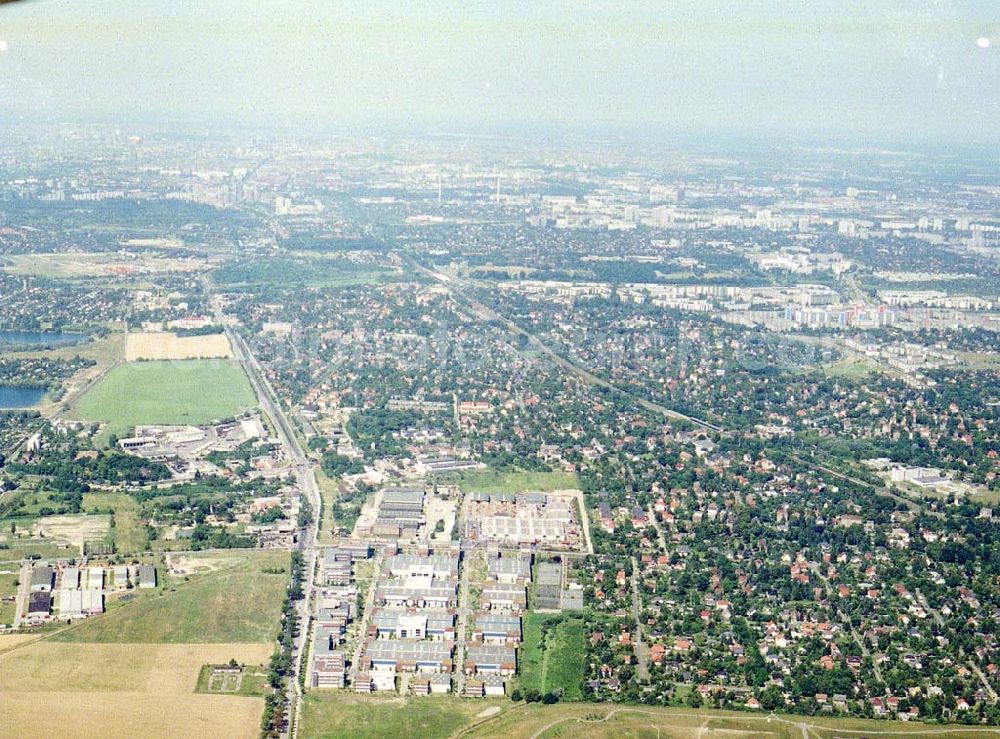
[{"xmin": 0, "ymin": 3, "xmax": 998, "ymax": 739}]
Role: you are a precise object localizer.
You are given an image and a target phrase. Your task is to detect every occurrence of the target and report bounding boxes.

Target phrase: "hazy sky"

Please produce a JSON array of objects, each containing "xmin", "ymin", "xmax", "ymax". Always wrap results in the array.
[{"xmin": 1, "ymin": 0, "xmax": 997, "ymax": 144}]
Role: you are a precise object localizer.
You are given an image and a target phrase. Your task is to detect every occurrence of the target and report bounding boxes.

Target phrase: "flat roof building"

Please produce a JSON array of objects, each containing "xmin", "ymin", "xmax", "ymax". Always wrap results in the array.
[
  {"xmin": 360, "ymin": 638, "xmax": 453, "ymax": 673},
  {"xmin": 472, "ymin": 613, "xmax": 522, "ymax": 644},
  {"xmin": 27, "ymin": 591, "xmax": 51, "ymax": 619},
  {"xmin": 370, "ymin": 608, "xmax": 456, "ymax": 640},
  {"xmin": 464, "ymin": 645, "xmax": 517, "ymax": 676},
  {"xmin": 60, "ymin": 566, "xmax": 80, "ymax": 590},
  {"xmin": 30, "ymin": 566, "xmax": 54, "ymax": 592}
]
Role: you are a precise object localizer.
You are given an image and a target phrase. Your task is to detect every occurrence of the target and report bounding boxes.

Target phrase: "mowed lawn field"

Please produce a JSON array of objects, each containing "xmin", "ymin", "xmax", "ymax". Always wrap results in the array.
[
  {"xmin": 518, "ymin": 613, "xmax": 585, "ymax": 700},
  {"xmin": 54, "ymin": 550, "xmax": 289, "ymax": 643},
  {"xmin": 71, "ymin": 359, "xmax": 256, "ymax": 437}
]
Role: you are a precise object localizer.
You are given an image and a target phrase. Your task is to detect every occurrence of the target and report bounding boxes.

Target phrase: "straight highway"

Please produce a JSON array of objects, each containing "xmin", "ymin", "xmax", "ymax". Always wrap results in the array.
[{"xmin": 204, "ymin": 277, "xmax": 320, "ymax": 738}]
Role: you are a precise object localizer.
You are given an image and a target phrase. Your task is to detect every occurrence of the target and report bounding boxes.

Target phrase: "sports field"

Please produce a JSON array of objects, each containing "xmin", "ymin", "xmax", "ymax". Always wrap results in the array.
[
  {"xmin": 54, "ymin": 550, "xmax": 289, "ymax": 643},
  {"xmin": 125, "ymin": 331, "xmax": 233, "ymax": 361},
  {"xmin": 518, "ymin": 613, "xmax": 585, "ymax": 700},
  {"xmin": 70, "ymin": 359, "xmax": 256, "ymax": 437}
]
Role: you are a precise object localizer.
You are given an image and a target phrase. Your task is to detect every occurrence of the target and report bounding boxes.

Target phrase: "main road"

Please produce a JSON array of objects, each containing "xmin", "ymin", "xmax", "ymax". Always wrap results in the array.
[{"xmin": 203, "ymin": 277, "xmax": 320, "ymax": 738}]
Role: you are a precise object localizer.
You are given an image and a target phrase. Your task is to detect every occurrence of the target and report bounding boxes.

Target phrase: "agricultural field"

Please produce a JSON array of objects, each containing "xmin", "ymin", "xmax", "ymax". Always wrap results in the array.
[
  {"xmin": 299, "ymin": 693, "xmax": 505, "ymax": 739},
  {"xmin": 517, "ymin": 613, "xmax": 586, "ymax": 700},
  {"xmin": 54, "ymin": 550, "xmax": 289, "ymax": 644},
  {"xmin": 69, "ymin": 359, "xmax": 256, "ymax": 437},
  {"xmin": 442, "ymin": 468, "xmax": 579, "ymax": 494},
  {"xmin": 0, "ymin": 642, "xmax": 269, "ymax": 739},
  {"xmin": 125, "ymin": 331, "xmax": 233, "ymax": 361}
]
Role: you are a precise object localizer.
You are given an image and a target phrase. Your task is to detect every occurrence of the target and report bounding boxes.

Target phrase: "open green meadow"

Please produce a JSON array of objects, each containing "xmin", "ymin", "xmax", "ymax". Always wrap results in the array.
[
  {"xmin": 443, "ymin": 469, "xmax": 579, "ymax": 494},
  {"xmin": 0, "ymin": 571, "xmax": 18, "ymax": 626},
  {"xmin": 821, "ymin": 356, "xmax": 878, "ymax": 379},
  {"xmin": 54, "ymin": 550, "xmax": 289, "ymax": 643},
  {"xmin": 297, "ymin": 697, "xmax": 998, "ymax": 739},
  {"xmin": 300, "ymin": 693, "xmax": 504, "ymax": 739},
  {"xmin": 70, "ymin": 359, "xmax": 256, "ymax": 437},
  {"xmin": 213, "ymin": 255, "xmax": 400, "ymax": 289},
  {"xmin": 462, "ymin": 702, "xmax": 1000, "ymax": 739},
  {"xmin": 82, "ymin": 492, "xmax": 149, "ymax": 553},
  {"xmin": 518, "ymin": 613, "xmax": 586, "ymax": 700}
]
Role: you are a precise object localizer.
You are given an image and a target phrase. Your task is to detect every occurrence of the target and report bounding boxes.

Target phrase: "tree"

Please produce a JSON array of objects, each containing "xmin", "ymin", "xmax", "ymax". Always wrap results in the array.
[{"xmin": 759, "ymin": 685, "xmax": 783, "ymax": 712}]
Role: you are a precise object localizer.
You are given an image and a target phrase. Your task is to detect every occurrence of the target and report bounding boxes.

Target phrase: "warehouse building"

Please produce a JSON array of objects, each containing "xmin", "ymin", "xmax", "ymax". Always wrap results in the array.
[
  {"xmin": 370, "ymin": 608, "xmax": 456, "ymax": 641},
  {"xmin": 30, "ymin": 565, "xmax": 54, "ymax": 592},
  {"xmin": 138, "ymin": 565, "xmax": 157, "ymax": 589},
  {"xmin": 26, "ymin": 591, "xmax": 51, "ymax": 621},
  {"xmin": 487, "ymin": 553, "xmax": 531, "ymax": 584},
  {"xmin": 359, "ymin": 638, "xmax": 453, "ymax": 673},
  {"xmin": 464, "ymin": 645, "xmax": 517, "ymax": 676},
  {"xmin": 472, "ymin": 613, "xmax": 522, "ymax": 645}
]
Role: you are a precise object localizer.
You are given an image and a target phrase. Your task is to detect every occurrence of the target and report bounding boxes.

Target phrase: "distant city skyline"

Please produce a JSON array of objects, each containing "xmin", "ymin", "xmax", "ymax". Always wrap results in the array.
[{"xmin": 0, "ymin": 0, "xmax": 997, "ymax": 146}]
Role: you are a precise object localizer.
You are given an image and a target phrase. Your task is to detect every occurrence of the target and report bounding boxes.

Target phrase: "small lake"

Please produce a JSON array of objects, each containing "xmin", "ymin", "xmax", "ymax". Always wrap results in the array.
[
  {"xmin": 0, "ymin": 386, "xmax": 46, "ymax": 408},
  {"xmin": 0, "ymin": 330, "xmax": 85, "ymax": 348}
]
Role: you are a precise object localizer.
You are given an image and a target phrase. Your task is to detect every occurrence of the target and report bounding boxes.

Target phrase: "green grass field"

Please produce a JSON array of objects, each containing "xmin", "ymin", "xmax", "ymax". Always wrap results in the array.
[
  {"xmin": 443, "ymin": 469, "xmax": 579, "ymax": 494},
  {"xmin": 54, "ymin": 550, "xmax": 289, "ymax": 643},
  {"xmin": 300, "ymin": 693, "xmax": 504, "ymax": 739},
  {"xmin": 463, "ymin": 702, "xmax": 1000, "ymax": 739},
  {"xmin": 297, "ymin": 698, "xmax": 993, "ymax": 739},
  {"xmin": 518, "ymin": 613, "xmax": 586, "ymax": 700},
  {"xmin": 821, "ymin": 356, "xmax": 877, "ymax": 379},
  {"xmin": 213, "ymin": 256, "xmax": 399, "ymax": 289},
  {"xmin": 82, "ymin": 492, "xmax": 149, "ymax": 553},
  {"xmin": 0, "ymin": 572, "xmax": 18, "ymax": 627},
  {"xmin": 195, "ymin": 663, "xmax": 269, "ymax": 697},
  {"xmin": 71, "ymin": 359, "xmax": 256, "ymax": 437}
]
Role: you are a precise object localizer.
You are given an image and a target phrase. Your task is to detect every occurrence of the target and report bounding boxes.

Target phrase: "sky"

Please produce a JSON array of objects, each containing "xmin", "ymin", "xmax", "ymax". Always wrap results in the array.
[{"xmin": 0, "ymin": 0, "xmax": 997, "ymax": 145}]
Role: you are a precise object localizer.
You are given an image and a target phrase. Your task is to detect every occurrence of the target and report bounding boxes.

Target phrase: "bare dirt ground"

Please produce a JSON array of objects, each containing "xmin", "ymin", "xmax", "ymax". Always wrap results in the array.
[
  {"xmin": 125, "ymin": 331, "xmax": 233, "ymax": 361},
  {"xmin": 165, "ymin": 552, "xmax": 243, "ymax": 576},
  {"xmin": 31, "ymin": 515, "xmax": 110, "ymax": 551}
]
